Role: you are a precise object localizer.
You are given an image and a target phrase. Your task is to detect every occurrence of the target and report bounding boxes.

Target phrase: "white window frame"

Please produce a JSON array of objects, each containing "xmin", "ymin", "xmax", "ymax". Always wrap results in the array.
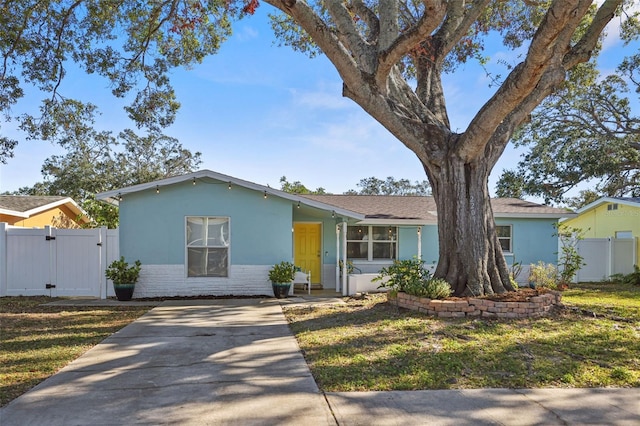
[
  {"xmin": 346, "ymin": 225, "xmax": 398, "ymax": 261},
  {"xmin": 496, "ymin": 225, "xmax": 513, "ymax": 253},
  {"xmin": 615, "ymin": 231, "xmax": 633, "ymax": 239},
  {"xmin": 186, "ymin": 216, "xmax": 230, "ymax": 278}
]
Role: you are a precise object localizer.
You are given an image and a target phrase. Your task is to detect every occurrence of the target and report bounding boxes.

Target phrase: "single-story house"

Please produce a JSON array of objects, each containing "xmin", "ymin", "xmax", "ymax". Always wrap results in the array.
[
  {"xmin": 96, "ymin": 169, "xmax": 574, "ymax": 297},
  {"xmin": 562, "ymin": 196, "xmax": 640, "ymax": 269},
  {"xmin": 0, "ymin": 195, "xmax": 89, "ymax": 228}
]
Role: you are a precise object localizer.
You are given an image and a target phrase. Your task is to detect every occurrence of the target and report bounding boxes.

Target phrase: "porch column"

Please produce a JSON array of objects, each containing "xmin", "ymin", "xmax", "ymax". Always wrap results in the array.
[
  {"xmin": 417, "ymin": 226, "xmax": 422, "ymax": 260},
  {"xmin": 341, "ymin": 221, "xmax": 348, "ymax": 296},
  {"xmin": 335, "ymin": 224, "xmax": 340, "ymax": 291}
]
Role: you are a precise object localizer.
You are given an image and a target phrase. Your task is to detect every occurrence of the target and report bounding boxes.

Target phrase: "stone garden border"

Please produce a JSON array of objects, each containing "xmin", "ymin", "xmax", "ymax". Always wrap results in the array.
[{"xmin": 389, "ymin": 290, "xmax": 562, "ymax": 319}]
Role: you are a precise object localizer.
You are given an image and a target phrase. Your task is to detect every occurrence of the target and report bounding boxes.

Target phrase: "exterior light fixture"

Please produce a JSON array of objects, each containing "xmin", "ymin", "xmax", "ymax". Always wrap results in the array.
[
  {"xmin": 264, "ymin": 191, "xmax": 268, "ymax": 199},
  {"xmin": 192, "ymin": 178, "xmax": 196, "ymax": 185},
  {"xmin": 228, "ymin": 182, "xmax": 232, "ymax": 190},
  {"xmin": 297, "ymin": 201, "xmax": 300, "ymax": 208},
  {"xmin": 331, "ymin": 210, "xmax": 335, "ymax": 218},
  {"xmin": 156, "ymin": 185, "xmax": 160, "ymax": 194}
]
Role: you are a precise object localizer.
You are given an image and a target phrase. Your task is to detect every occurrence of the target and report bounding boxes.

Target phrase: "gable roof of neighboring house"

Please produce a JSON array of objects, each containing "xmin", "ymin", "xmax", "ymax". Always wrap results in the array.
[
  {"xmin": 570, "ymin": 196, "xmax": 640, "ymax": 215},
  {"xmin": 0, "ymin": 195, "xmax": 90, "ymax": 224},
  {"xmin": 302, "ymin": 195, "xmax": 575, "ymax": 225}
]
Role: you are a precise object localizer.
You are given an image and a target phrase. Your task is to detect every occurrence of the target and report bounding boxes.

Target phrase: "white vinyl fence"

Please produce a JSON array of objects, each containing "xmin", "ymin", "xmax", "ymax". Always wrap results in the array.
[
  {"xmin": 0, "ymin": 223, "xmax": 119, "ymax": 298},
  {"xmin": 575, "ymin": 237, "xmax": 637, "ymax": 282}
]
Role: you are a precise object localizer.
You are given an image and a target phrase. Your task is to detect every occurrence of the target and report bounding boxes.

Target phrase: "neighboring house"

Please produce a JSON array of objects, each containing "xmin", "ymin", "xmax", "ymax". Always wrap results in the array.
[
  {"xmin": 96, "ymin": 169, "xmax": 574, "ymax": 298},
  {"xmin": 562, "ymin": 197, "xmax": 640, "ymax": 272},
  {"xmin": 0, "ymin": 195, "xmax": 89, "ymax": 228}
]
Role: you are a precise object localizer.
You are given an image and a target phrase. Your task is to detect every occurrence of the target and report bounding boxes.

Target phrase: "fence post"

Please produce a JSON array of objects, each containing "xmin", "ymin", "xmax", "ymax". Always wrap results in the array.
[
  {"xmin": 99, "ymin": 227, "xmax": 108, "ymax": 299},
  {"xmin": 45, "ymin": 226, "xmax": 56, "ymax": 296},
  {"xmin": 0, "ymin": 223, "xmax": 7, "ymax": 296},
  {"xmin": 607, "ymin": 237, "xmax": 613, "ymax": 279}
]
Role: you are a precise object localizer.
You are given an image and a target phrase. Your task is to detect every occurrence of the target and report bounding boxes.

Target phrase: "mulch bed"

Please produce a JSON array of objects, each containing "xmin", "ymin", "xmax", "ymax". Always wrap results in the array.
[{"xmin": 447, "ymin": 288, "xmax": 556, "ymax": 303}]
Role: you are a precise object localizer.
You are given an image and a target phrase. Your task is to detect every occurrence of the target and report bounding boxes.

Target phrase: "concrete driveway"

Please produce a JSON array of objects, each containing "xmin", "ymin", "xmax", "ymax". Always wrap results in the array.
[
  {"xmin": 1, "ymin": 298, "xmax": 639, "ymax": 425},
  {"xmin": 1, "ymin": 299, "xmax": 334, "ymax": 425}
]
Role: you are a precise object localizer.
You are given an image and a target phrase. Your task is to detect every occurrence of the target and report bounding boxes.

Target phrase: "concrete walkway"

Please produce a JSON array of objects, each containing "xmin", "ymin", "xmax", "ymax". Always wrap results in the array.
[{"xmin": 2, "ymin": 299, "xmax": 639, "ymax": 425}]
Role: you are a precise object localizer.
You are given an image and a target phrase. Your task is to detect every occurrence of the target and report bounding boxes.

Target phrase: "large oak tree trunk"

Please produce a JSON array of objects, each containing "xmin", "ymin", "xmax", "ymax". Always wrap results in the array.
[{"xmin": 426, "ymin": 155, "xmax": 515, "ymax": 297}]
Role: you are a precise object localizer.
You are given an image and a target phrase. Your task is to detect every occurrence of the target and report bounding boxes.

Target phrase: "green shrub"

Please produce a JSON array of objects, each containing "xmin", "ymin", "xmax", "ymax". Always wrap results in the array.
[
  {"xmin": 374, "ymin": 258, "xmax": 431, "ymax": 293},
  {"xmin": 420, "ymin": 278, "xmax": 452, "ymax": 299},
  {"xmin": 375, "ymin": 258, "xmax": 451, "ymax": 299},
  {"xmin": 610, "ymin": 265, "xmax": 640, "ymax": 286},
  {"xmin": 555, "ymin": 224, "xmax": 587, "ymax": 285},
  {"xmin": 528, "ymin": 261, "xmax": 559, "ymax": 290}
]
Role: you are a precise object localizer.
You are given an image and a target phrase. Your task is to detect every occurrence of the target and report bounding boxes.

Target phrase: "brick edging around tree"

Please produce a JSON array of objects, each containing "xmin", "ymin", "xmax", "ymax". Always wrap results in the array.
[{"xmin": 388, "ymin": 291, "xmax": 562, "ymax": 319}]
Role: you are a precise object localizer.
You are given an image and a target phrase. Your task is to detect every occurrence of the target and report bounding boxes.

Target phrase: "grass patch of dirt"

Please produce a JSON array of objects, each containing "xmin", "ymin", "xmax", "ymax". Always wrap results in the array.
[
  {"xmin": 1, "ymin": 296, "xmax": 150, "ymax": 407},
  {"xmin": 284, "ymin": 287, "xmax": 640, "ymax": 392}
]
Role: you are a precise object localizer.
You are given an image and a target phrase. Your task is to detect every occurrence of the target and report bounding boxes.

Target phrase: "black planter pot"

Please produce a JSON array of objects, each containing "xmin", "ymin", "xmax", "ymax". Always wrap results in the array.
[
  {"xmin": 272, "ymin": 283, "xmax": 291, "ymax": 299},
  {"xmin": 113, "ymin": 284, "xmax": 135, "ymax": 301}
]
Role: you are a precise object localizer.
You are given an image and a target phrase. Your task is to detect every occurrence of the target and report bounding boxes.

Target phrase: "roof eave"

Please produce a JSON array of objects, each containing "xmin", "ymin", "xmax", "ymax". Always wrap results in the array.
[
  {"xmin": 0, "ymin": 208, "xmax": 28, "ymax": 218},
  {"xmin": 24, "ymin": 198, "xmax": 90, "ymax": 223},
  {"xmin": 96, "ymin": 169, "xmax": 366, "ymax": 221},
  {"xmin": 357, "ymin": 218, "xmax": 437, "ymax": 226},
  {"xmin": 495, "ymin": 212, "xmax": 577, "ymax": 219},
  {"xmin": 574, "ymin": 197, "xmax": 640, "ymax": 214}
]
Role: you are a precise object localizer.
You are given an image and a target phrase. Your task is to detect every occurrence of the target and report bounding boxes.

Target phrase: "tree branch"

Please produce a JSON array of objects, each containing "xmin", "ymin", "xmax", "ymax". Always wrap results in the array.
[
  {"xmin": 347, "ymin": 0, "xmax": 379, "ymax": 44},
  {"xmin": 459, "ymin": 0, "xmax": 594, "ymax": 162},
  {"xmin": 375, "ymin": 0, "xmax": 446, "ymax": 91},
  {"xmin": 564, "ymin": 0, "xmax": 623, "ymax": 68},
  {"xmin": 263, "ymin": 0, "xmax": 362, "ymax": 88},
  {"xmin": 322, "ymin": 0, "xmax": 375, "ymax": 72},
  {"xmin": 433, "ymin": 0, "xmax": 490, "ymax": 61}
]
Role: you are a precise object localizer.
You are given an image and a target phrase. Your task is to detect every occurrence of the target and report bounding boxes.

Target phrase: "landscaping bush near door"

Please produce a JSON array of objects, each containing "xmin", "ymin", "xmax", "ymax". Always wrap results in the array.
[{"xmin": 375, "ymin": 258, "xmax": 451, "ymax": 299}]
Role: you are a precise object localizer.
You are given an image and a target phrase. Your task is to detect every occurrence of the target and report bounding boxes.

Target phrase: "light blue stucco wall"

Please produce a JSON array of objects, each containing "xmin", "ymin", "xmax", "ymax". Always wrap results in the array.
[
  {"xmin": 495, "ymin": 218, "xmax": 559, "ymax": 266},
  {"xmin": 118, "ymin": 180, "xmax": 560, "ymax": 278},
  {"xmin": 314, "ymin": 222, "xmax": 438, "ymax": 266},
  {"xmin": 313, "ymin": 219, "xmax": 557, "ymax": 272},
  {"xmin": 119, "ymin": 179, "xmax": 294, "ymax": 265}
]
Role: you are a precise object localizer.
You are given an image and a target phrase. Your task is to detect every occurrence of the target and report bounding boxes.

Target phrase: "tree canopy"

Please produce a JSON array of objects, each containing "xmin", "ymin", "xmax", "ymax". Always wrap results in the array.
[
  {"xmin": 9, "ymin": 110, "xmax": 202, "ymax": 228},
  {"xmin": 345, "ymin": 176, "xmax": 431, "ymax": 195},
  {"xmin": 2, "ymin": 0, "xmax": 636, "ymax": 296},
  {"xmin": 279, "ymin": 176, "xmax": 327, "ymax": 194},
  {"xmin": 496, "ymin": 55, "xmax": 640, "ymax": 206}
]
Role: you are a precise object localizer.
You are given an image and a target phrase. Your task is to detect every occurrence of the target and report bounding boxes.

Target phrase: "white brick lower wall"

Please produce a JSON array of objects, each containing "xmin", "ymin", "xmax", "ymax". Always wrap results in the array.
[{"xmin": 129, "ymin": 264, "xmax": 273, "ymax": 298}]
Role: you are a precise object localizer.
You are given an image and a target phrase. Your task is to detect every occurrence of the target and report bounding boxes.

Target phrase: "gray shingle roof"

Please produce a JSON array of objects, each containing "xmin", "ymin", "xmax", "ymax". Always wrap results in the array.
[
  {"xmin": 0, "ymin": 195, "xmax": 68, "ymax": 213},
  {"xmin": 301, "ymin": 195, "xmax": 572, "ymax": 222}
]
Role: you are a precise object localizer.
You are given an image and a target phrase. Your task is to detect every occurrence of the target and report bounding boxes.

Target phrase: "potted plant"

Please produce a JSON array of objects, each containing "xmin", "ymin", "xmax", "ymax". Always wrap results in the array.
[
  {"xmin": 268, "ymin": 261, "xmax": 296, "ymax": 298},
  {"xmin": 105, "ymin": 256, "xmax": 142, "ymax": 301}
]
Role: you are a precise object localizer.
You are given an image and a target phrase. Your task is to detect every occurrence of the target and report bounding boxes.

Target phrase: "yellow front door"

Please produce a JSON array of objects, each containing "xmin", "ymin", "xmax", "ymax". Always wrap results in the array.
[{"xmin": 294, "ymin": 223, "xmax": 321, "ymax": 284}]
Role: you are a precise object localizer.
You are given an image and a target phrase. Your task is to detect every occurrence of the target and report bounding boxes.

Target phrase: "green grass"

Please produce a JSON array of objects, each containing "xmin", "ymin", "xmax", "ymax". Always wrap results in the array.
[
  {"xmin": 562, "ymin": 282, "xmax": 640, "ymax": 320},
  {"xmin": 0, "ymin": 297, "xmax": 150, "ymax": 407},
  {"xmin": 3, "ymin": 284, "xmax": 639, "ymax": 406},
  {"xmin": 284, "ymin": 285, "xmax": 640, "ymax": 391}
]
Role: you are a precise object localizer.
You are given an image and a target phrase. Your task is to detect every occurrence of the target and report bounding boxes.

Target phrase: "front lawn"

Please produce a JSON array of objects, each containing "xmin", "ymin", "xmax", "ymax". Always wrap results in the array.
[
  {"xmin": 0, "ymin": 297, "xmax": 150, "ymax": 407},
  {"xmin": 562, "ymin": 282, "xmax": 640, "ymax": 321},
  {"xmin": 284, "ymin": 283, "xmax": 640, "ymax": 391}
]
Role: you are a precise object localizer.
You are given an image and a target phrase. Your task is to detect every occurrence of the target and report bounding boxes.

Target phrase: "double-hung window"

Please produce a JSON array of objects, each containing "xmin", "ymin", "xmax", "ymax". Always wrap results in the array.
[
  {"xmin": 347, "ymin": 225, "xmax": 397, "ymax": 260},
  {"xmin": 496, "ymin": 225, "xmax": 512, "ymax": 253},
  {"xmin": 186, "ymin": 217, "xmax": 230, "ymax": 277}
]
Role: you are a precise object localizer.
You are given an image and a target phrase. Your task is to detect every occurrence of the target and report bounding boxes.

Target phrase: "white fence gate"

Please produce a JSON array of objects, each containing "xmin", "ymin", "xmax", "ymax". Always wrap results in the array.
[
  {"xmin": 575, "ymin": 237, "xmax": 637, "ymax": 282},
  {"xmin": 0, "ymin": 223, "xmax": 119, "ymax": 298}
]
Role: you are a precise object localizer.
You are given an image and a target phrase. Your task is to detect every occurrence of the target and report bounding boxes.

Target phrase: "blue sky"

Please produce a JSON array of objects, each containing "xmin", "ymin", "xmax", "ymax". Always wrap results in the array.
[{"xmin": 0, "ymin": 6, "xmax": 634, "ymax": 198}]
